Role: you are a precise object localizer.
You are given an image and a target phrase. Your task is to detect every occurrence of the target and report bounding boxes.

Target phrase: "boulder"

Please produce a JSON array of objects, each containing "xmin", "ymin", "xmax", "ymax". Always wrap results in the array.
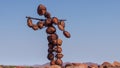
[
  {"xmin": 101, "ymin": 62, "xmax": 113, "ymax": 68},
  {"xmin": 49, "ymin": 65, "xmax": 61, "ymax": 68},
  {"xmin": 66, "ymin": 63, "xmax": 88, "ymax": 68},
  {"xmin": 113, "ymin": 61, "xmax": 120, "ymax": 67},
  {"xmin": 65, "ymin": 63, "xmax": 73, "ymax": 68},
  {"xmin": 88, "ymin": 64, "xmax": 98, "ymax": 68},
  {"xmin": 80, "ymin": 63, "xmax": 88, "ymax": 68}
]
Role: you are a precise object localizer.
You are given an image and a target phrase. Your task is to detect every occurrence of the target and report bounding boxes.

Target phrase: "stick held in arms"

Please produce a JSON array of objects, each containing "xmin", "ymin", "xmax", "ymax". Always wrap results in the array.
[{"xmin": 26, "ymin": 16, "xmax": 67, "ymax": 21}]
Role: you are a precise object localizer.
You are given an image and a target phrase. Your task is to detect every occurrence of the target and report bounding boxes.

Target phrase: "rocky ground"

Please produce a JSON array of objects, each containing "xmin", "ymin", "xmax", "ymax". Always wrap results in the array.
[{"xmin": 0, "ymin": 61, "xmax": 120, "ymax": 68}]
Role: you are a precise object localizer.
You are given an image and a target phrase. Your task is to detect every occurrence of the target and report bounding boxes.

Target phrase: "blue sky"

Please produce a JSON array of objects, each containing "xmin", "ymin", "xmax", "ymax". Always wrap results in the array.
[{"xmin": 0, "ymin": 0, "xmax": 120, "ymax": 65}]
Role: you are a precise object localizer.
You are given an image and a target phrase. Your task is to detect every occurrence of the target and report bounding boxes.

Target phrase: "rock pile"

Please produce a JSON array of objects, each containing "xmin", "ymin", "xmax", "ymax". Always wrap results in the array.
[
  {"xmin": 0, "ymin": 61, "xmax": 120, "ymax": 68},
  {"xmin": 64, "ymin": 61, "xmax": 120, "ymax": 68},
  {"xmin": 27, "ymin": 4, "xmax": 71, "ymax": 66}
]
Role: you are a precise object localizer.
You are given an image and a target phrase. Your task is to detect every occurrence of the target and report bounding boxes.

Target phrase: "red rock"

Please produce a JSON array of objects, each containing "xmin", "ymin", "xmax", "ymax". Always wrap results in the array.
[
  {"xmin": 71, "ymin": 63, "xmax": 88, "ymax": 68},
  {"xmin": 63, "ymin": 31, "xmax": 71, "ymax": 38},
  {"xmin": 47, "ymin": 34, "xmax": 58, "ymax": 42},
  {"xmin": 57, "ymin": 39, "xmax": 63, "ymax": 45},
  {"xmin": 58, "ymin": 24, "xmax": 64, "ymax": 31},
  {"xmin": 101, "ymin": 62, "xmax": 113, "ymax": 68},
  {"xmin": 52, "ymin": 39, "xmax": 62, "ymax": 45},
  {"xmin": 55, "ymin": 59, "xmax": 63, "ymax": 66},
  {"xmin": 49, "ymin": 65, "xmax": 61, "ymax": 68},
  {"xmin": 48, "ymin": 48, "xmax": 54, "ymax": 53},
  {"xmin": 44, "ymin": 11, "xmax": 51, "ymax": 18},
  {"xmin": 47, "ymin": 53, "xmax": 54, "ymax": 60},
  {"xmin": 65, "ymin": 63, "xmax": 73, "ymax": 68},
  {"xmin": 32, "ymin": 24, "xmax": 39, "ymax": 30},
  {"xmin": 46, "ymin": 26, "xmax": 56, "ymax": 34},
  {"xmin": 54, "ymin": 46, "xmax": 62, "ymax": 53},
  {"xmin": 88, "ymin": 64, "xmax": 98, "ymax": 68},
  {"xmin": 80, "ymin": 63, "xmax": 88, "ymax": 68},
  {"xmin": 27, "ymin": 18, "xmax": 33, "ymax": 28},
  {"xmin": 37, "ymin": 4, "xmax": 47, "ymax": 16},
  {"xmin": 59, "ymin": 21, "xmax": 65, "ymax": 28},
  {"xmin": 50, "ymin": 60, "xmax": 56, "ymax": 65},
  {"xmin": 72, "ymin": 63, "xmax": 81, "ymax": 66},
  {"xmin": 45, "ymin": 18, "xmax": 52, "ymax": 26},
  {"xmin": 113, "ymin": 61, "xmax": 120, "ymax": 66},
  {"xmin": 52, "ymin": 17, "xmax": 59, "ymax": 25},
  {"xmin": 37, "ymin": 21, "xmax": 44, "ymax": 29},
  {"xmin": 55, "ymin": 53, "xmax": 64, "ymax": 59},
  {"xmin": 48, "ymin": 43, "xmax": 54, "ymax": 49}
]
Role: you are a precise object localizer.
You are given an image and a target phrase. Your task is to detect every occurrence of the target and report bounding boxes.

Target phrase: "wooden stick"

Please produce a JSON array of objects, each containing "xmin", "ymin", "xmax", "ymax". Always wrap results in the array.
[{"xmin": 26, "ymin": 16, "xmax": 67, "ymax": 21}]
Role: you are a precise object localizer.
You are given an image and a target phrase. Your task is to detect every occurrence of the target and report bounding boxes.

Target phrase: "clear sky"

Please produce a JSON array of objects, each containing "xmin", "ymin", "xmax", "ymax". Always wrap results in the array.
[{"xmin": 0, "ymin": 0, "xmax": 120, "ymax": 65}]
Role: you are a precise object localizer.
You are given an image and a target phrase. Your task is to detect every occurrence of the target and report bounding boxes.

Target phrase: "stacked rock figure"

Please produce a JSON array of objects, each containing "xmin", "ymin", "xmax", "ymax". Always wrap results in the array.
[{"xmin": 26, "ymin": 4, "xmax": 71, "ymax": 66}]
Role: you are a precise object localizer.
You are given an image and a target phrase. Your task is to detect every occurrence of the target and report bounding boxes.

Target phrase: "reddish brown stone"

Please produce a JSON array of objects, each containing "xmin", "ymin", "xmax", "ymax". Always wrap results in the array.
[
  {"xmin": 49, "ymin": 65, "xmax": 61, "ymax": 68},
  {"xmin": 63, "ymin": 31, "xmax": 71, "ymax": 38},
  {"xmin": 57, "ymin": 39, "xmax": 62, "ymax": 45},
  {"xmin": 48, "ymin": 48, "xmax": 54, "ymax": 53},
  {"xmin": 44, "ymin": 11, "xmax": 51, "ymax": 18},
  {"xmin": 102, "ymin": 62, "xmax": 113, "ymax": 67},
  {"xmin": 47, "ymin": 53, "xmax": 54, "ymax": 60},
  {"xmin": 37, "ymin": 4, "xmax": 46, "ymax": 16},
  {"xmin": 52, "ymin": 39, "xmax": 62, "ymax": 45},
  {"xmin": 88, "ymin": 64, "xmax": 98, "ymax": 68},
  {"xmin": 47, "ymin": 34, "xmax": 58, "ymax": 42},
  {"xmin": 48, "ymin": 43, "xmax": 54, "ymax": 49},
  {"xmin": 45, "ymin": 18, "xmax": 52, "ymax": 26},
  {"xmin": 54, "ymin": 46, "xmax": 62, "ymax": 53},
  {"xmin": 55, "ymin": 59, "xmax": 63, "ymax": 65},
  {"xmin": 52, "ymin": 39, "xmax": 62, "ymax": 46},
  {"xmin": 72, "ymin": 63, "xmax": 81, "ymax": 66},
  {"xmin": 71, "ymin": 63, "xmax": 88, "ymax": 68},
  {"xmin": 32, "ymin": 24, "xmax": 39, "ymax": 30},
  {"xmin": 55, "ymin": 53, "xmax": 63, "ymax": 59},
  {"xmin": 51, "ymin": 33, "xmax": 58, "ymax": 40},
  {"xmin": 58, "ymin": 24, "xmax": 64, "ymax": 31},
  {"xmin": 27, "ymin": 18, "xmax": 33, "ymax": 28},
  {"xmin": 46, "ymin": 26, "xmax": 56, "ymax": 34},
  {"xmin": 50, "ymin": 60, "xmax": 56, "ymax": 65},
  {"xmin": 113, "ymin": 61, "xmax": 120, "ymax": 67},
  {"xmin": 47, "ymin": 36, "xmax": 52, "ymax": 42},
  {"xmin": 80, "ymin": 64, "xmax": 88, "ymax": 68},
  {"xmin": 65, "ymin": 63, "xmax": 73, "ymax": 68},
  {"xmin": 60, "ymin": 21, "xmax": 65, "ymax": 28},
  {"xmin": 52, "ymin": 17, "xmax": 59, "ymax": 25},
  {"xmin": 37, "ymin": 21, "xmax": 44, "ymax": 29},
  {"xmin": 52, "ymin": 40, "xmax": 57, "ymax": 45}
]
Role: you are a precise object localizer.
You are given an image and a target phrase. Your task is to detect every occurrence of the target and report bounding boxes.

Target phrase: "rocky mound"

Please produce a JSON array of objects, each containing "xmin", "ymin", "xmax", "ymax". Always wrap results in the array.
[{"xmin": 0, "ymin": 61, "xmax": 120, "ymax": 68}]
